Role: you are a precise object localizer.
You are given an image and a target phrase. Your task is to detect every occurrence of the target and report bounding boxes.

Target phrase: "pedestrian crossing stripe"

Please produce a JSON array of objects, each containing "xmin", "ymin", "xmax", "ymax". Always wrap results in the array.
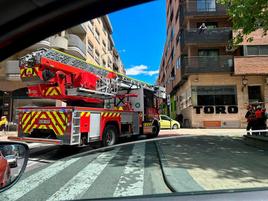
[{"xmin": 0, "ymin": 144, "xmax": 168, "ymax": 201}]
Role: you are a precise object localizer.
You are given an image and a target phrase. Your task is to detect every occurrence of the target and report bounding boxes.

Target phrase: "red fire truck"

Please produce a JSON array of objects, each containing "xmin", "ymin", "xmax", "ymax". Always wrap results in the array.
[{"xmin": 9, "ymin": 49, "xmax": 165, "ymax": 146}]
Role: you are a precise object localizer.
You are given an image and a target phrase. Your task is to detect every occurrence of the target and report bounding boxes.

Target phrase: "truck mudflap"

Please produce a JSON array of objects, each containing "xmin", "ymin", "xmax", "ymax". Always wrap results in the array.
[{"xmin": 8, "ymin": 136, "xmax": 63, "ymax": 145}]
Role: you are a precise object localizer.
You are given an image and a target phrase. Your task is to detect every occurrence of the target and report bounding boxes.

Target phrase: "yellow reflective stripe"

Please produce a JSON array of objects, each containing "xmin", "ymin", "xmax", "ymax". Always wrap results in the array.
[
  {"xmin": 24, "ymin": 111, "xmax": 40, "ymax": 133},
  {"xmin": 46, "ymin": 112, "xmax": 63, "ymax": 135},
  {"xmin": 108, "ymin": 113, "xmax": 112, "ymax": 117},
  {"xmin": 104, "ymin": 112, "xmax": 108, "ymax": 117},
  {"xmin": 22, "ymin": 112, "xmax": 29, "ymax": 123},
  {"xmin": 85, "ymin": 112, "xmax": 90, "ymax": 117},
  {"xmin": 22, "ymin": 111, "xmax": 36, "ymax": 130},
  {"xmin": 81, "ymin": 112, "xmax": 85, "ymax": 117},
  {"xmin": 52, "ymin": 111, "xmax": 64, "ymax": 127},
  {"xmin": 45, "ymin": 87, "xmax": 53, "ymax": 96},
  {"xmin": 20, "ymin": 69, "xmax": 25, "ymax": 77},
  {"xmin": 59, "ymin": 112, "xmax": 67, "ymax": 122}
]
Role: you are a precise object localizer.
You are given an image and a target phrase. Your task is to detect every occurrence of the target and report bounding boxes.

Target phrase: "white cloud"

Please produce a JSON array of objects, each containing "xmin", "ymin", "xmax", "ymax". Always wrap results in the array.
[{"xmin": 126, "ymin": 65, "xmax": 159, "ymax": 76}]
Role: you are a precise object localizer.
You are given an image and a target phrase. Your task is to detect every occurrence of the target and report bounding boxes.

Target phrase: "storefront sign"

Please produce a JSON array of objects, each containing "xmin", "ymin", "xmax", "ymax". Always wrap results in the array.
[{"xmin": 194, "ymin": 106, "xmax": 238, "ymax": 114}]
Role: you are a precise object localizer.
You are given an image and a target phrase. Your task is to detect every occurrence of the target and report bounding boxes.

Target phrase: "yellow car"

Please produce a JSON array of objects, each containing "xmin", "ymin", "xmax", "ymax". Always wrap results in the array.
[{"xmin": 159, "ymin": 115, "xmax": 180, "ymax": 129}]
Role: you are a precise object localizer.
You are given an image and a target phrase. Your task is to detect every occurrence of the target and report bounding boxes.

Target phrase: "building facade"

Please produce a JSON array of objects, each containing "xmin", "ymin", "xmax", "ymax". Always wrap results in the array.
[
  {"xmin": 0, "ymin": 16, "xmax": 125, "ymax": 122},
  {"xmin": 158, "ymin": 0, "xmax": 268, "ymax": 128}
]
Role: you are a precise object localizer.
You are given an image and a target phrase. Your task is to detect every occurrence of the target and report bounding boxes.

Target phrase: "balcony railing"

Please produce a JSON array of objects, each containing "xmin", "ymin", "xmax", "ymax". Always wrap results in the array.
[
  {"xmin": 183, "ymin": 27, "xmax": 232, "ymax": 44},
  {"xmin": 69, "ymin": 23, "xmax": 87, "ymax": 35},
  {"xmin": 67, "ymin": 34, "xmax": 86, "ymax": 59},
  {"xmin": 183, "ymin": 1, "xmax": 227, "ymax": 17},
  {"xmin": 181, "ymin": 56, "xmax": 234, "ymax": 76}
]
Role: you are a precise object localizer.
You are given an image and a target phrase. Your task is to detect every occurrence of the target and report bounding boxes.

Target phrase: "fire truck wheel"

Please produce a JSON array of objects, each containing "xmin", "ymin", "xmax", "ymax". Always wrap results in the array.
[
  {"xmin": 102, "ymin": 125, "xmax": 118, "ymax": 147},
  {"xmin": 151, "ymin": 122, "xmax": 160, "ymax": 138}
]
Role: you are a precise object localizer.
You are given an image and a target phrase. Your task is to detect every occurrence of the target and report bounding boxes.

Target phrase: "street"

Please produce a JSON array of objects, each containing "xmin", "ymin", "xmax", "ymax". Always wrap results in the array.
[{"xmin": 2, "ymin": 129, "xmax": 268, "ymax": 200}]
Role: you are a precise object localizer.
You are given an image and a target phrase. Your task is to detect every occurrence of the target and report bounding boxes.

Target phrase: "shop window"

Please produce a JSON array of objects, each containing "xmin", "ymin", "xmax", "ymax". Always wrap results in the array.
[
  {"xmin": 248, "ymin": 86, "xmax": 262, "ymax": 103},
  {"xmin": 192, "ymin": 86, "xmax": 237, "ymax": 106}
]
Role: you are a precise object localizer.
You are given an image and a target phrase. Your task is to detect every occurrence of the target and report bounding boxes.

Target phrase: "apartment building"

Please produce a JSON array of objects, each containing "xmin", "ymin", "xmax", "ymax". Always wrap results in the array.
[
  {"xmin": 158, "ymin": 0, "xmax": 268, "ymax": 128},
  {"xmin": 0, "ymin": 16, "xmax": 125, "ymax": 122}
]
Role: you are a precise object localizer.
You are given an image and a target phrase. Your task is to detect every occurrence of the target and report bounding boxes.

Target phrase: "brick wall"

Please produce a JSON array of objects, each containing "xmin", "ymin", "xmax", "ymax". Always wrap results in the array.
[
  {"xmin": 236, "ymin": 29, "xmax": 268, "ymax": 45},
  {"xmin": 234, "ymin": 56, "xmax": 268, "ymax": 75}
]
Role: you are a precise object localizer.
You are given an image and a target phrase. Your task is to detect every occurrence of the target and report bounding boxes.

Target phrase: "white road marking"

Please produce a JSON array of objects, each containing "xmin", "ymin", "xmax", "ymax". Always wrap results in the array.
[
  {"xmin": 0, "ymin": 157, "xmax": 80, "ymax": 201},
  {"xmin": 47, "ymin": 149, "xmax": 119, "ymax": 201},
  {"xmin": 113, "ymin": 143, "xmax": 145, "ymax": 197}
]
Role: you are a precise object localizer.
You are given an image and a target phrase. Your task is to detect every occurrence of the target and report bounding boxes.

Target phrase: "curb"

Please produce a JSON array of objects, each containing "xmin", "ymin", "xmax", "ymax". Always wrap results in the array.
[
  {"xmin": 154, "ymin": 140, "xmax": 204, "ymax": 193},
  {"xmin": 154, "ymin": 141, "xmax": 176, "ymax": 192}
]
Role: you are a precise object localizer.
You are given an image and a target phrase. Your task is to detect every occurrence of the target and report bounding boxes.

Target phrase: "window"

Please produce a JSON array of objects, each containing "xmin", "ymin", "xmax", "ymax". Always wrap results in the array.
[
  {"xmin": 197, "ymin": 0, "xmax": 216, "ymax": 12},
  {"xmin": 102, "ymin": 40, "xmax": 107, "ymax": 49},
  {"xmin": 88, "ymin": 21, "xmax": 94, "ymax": 32},
  {"xmin": 161, "ymin": 115, "xmax": 170, "ymax": 121},
  {"xmin": 95, "ymin": 29, "xmax": 100, "ymax": 42},
  {"xmin": 171, "ymin": 27, "xmax": 174, "ymax": 40},
  {"xmin": 176, "ymin": 33, "xmax": 180, "ymax": 47},
  {"xmin": 246, "ymin": 45, "xmax": 268, "ymax": 55},
  {"xmin": 248, "ymin": 86, "xmax": 262, "ymax": 103},
  {"xmin": 95, "ymin": 50, "xmax": 100, "ymax": 64},
  {"xmin": 192, "ymin": 86, "xmax": 237, "ymax": 106},
  {"xmin": 87, "ymin": 40, "xmax": 94, "ymax": 57},
  {"xmin": 176, "ymin": 57, "xmax": 181, "ymax": 69},
  {"xmin": 198, "ymin": 49, "xmax": 219, "ymax": 56}
]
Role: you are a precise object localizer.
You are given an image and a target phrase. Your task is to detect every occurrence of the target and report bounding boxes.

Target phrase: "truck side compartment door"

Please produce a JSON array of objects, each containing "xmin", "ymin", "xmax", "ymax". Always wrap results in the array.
[{"xmin": 89, "ymin": 113, "xmax": 101, "ymax": 140}]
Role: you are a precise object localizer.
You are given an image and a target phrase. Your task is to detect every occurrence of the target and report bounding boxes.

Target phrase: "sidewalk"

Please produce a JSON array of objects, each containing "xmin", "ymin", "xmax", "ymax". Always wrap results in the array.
[
  {"xmin": 159, "ymin": 128, "xmax": 245, "ymax": 137},
  {"xmin": 0, "ymin": 131, "xmax": 17, "ymax": 141}
]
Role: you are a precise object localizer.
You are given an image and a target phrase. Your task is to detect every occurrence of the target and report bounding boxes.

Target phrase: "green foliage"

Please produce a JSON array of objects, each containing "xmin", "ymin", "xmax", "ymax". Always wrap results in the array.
[{"xmin": 218, "ymin": 0, "xmax": 268, "ymax": 45}]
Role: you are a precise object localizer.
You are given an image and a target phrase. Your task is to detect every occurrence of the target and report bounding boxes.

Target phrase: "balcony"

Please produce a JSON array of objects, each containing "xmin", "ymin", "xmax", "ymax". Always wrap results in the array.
[
  {"xmin": 183, "ymin": 28, "xmax": 232, "ymax": 45},
  {"xmin": 68, "ymin": 23, "xmax": 87, "ymax": 35},
  {"xmin": 234, "ymin": 56, "xmax": 268, "ymax": 75},
  {"xmin": 181, "ymin": 56, "xmax": 234, "ymax": 76},
  {"xmin": 66, "ymin": 34, "xmax": 86, "ymax": 59},
  {"xmin": 2, "ymin": 60, "xmax": 20, "ymax": 81},
  {"xmin": 183, "ymin": 1, "xmax": 227, "ymax": 17}
]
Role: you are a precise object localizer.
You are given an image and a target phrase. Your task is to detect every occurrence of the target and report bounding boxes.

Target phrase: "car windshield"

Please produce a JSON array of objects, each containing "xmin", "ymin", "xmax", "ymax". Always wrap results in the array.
[
  {"xmin": 1, "ymin": 0, "xmax": 268, "ymax": 200},
  {"xmin": 4, "ymin": 155, "xmax": 15, "ymax": 159}
]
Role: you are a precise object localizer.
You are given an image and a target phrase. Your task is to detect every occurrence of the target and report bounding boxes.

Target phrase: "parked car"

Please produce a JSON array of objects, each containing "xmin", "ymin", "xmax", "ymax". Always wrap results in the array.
[
  {"xmin": 159, "ymin": 115, "xmax": 180, "ymax": 129},
  {"xmin": 5, "ymin": 155, "xmax": 18, "ymax": 168},
  {"xmin": 0, "ymin": 152, "xmax": 11, "ymax": 188}
]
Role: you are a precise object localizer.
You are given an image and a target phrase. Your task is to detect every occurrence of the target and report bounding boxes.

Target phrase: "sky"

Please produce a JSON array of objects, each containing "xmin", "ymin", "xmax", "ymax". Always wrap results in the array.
[{"xmin": 109, "ymin": 0, "xmax": 166, "ymax": 84}]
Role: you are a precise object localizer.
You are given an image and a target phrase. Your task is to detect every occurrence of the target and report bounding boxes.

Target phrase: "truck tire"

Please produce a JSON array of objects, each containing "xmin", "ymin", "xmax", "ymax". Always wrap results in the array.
[
  {"xmin": 102, "ymin": 125, "xmax": 118, "ymax": 147},
  {"xmin": 151, "ymin": 122, "xmax": 160, "ymax": 138}
]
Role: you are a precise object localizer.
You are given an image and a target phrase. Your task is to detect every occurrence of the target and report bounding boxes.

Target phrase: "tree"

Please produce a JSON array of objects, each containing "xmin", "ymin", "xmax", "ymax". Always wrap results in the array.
[{"xmin": 218, "ymin": 0, "xmax": 268, "ymax": 44}]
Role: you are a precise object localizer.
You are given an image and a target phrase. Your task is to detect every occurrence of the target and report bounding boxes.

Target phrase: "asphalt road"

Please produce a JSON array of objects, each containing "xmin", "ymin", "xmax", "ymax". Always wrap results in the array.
[
  {"xmin": 3, "ymin": 129, "xmax": 268, "ymax": 200},
  {"xmin": 1, "ymin": 141, "xmax": 171, "ymax": 201}
]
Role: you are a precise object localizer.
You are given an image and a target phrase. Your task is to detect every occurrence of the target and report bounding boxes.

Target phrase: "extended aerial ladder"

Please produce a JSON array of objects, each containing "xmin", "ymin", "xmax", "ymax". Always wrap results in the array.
[{"xmin": 19, "ymin": 48, "xmax": 164, "ymax": 104}]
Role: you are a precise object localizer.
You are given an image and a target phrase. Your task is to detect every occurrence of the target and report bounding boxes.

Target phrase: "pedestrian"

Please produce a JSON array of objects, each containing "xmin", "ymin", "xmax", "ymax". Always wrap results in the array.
[
  {"xmin": 0, "ymin": 116, "xmax": 8, "ymax": 135},
  {"xmin": 198, "ymin": 23, "xmax": 207, "ymax": 34},
  {"xmin": 255, "ymin": 105, "xmax": 263, "ymax": 135},
  {"xmin": 245, "ymin": 105, "xmax": 255, "ymax": 135},
  {"xmin": 260, "ymin": 108, "xmax": 267, "ymax": 136}
]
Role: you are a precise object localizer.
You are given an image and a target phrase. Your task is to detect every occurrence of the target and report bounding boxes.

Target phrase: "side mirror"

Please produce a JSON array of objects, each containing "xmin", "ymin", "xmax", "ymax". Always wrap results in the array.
[{"xmin": 0, "ymin": 142, "xmax": 29, "ymax": 192}]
